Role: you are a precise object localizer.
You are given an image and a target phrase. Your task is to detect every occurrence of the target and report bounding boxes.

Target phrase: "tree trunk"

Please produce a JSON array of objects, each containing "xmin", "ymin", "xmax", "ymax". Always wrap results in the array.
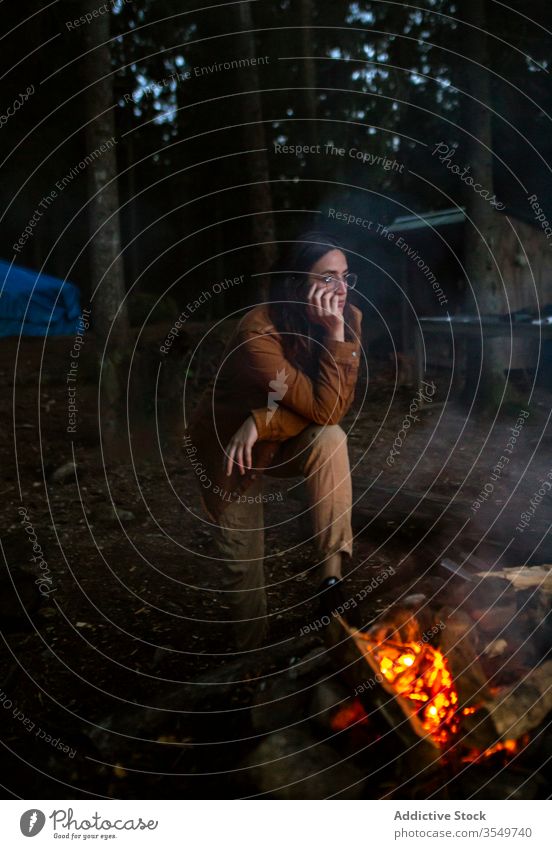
[
  {"xmin": 300, "ymin": 0, "xmax": 317, "ymax": 150},
  {"xmin": 461, "ymin": 0, "xmax": 504, "ymax": 410},
  {"xmin": 81, "ymin": 1, "xmax": 129, "ymax": 404},
  {"xmin": 232, "ymin": 3, "xmax": 276, "ymax": 300}
]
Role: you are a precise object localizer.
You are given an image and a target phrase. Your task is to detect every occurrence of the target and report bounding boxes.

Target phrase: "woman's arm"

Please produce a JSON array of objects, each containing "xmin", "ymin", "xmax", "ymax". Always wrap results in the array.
[
  {"xmin": 238, "ymin": 305, "xmax": 362, "ymax": 440},
  {"xmin": 250, "ymin": 405, "xmax": 312, "ymax": 443},
  {"xmin": 223, "ymin": 304, "xmax": 362, "ymax": 475}
]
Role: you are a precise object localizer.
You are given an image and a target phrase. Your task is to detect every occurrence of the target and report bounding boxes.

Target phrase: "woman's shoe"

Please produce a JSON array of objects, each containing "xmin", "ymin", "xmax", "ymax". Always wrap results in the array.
[{"xmin": 317, "ymin": 575, "xmax": 347, "ymax": 620}]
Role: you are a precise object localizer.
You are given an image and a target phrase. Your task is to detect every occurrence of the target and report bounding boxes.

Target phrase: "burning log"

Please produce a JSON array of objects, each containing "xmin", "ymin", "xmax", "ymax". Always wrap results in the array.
[
  {"xmin": 476, "ymin": 564, "xmax": 552, "ymax": 594},
  {"xmin": 437, "ymin": 608, "xmax": 492, "ymax": 707},
  {"xmin": 324, "ymin": 612, "xmax": 442, "ymax": 768},
  {"xmin": 482, "ymin": 659, "xmax": 552, "ymax": 741},
  {"xmin": 325, "ymin": 607, "xmax": 530, "ymax": 753},
  {"xmin": 329, "ymin": 614, "xmax": 461, "ymax": 747}
]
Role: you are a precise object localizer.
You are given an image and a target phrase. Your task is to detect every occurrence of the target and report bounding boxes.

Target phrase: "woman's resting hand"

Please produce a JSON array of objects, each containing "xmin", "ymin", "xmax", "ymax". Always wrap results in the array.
[{"xmin": 224, "ymin": 415, "xmax": 259, "ymax": 476}]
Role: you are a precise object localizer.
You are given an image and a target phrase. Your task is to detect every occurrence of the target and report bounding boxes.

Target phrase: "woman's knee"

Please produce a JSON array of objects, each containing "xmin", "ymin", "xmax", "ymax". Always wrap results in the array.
[{"xmin": 306, "ymin": 424, "xmax": 347, "ymax": 450}]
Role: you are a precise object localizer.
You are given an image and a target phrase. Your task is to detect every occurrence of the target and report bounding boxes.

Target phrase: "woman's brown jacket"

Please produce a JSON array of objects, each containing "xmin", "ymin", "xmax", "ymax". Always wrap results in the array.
[{"xmin": 184, "ymin": 303, "xmax": 363, "ymax": 522}]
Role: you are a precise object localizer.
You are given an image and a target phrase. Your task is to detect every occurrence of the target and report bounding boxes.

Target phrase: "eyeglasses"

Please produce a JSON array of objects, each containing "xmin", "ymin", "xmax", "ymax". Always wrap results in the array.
[{"xmin": 311, "ymin": 272, "xmax": 358, "ymax": 290}]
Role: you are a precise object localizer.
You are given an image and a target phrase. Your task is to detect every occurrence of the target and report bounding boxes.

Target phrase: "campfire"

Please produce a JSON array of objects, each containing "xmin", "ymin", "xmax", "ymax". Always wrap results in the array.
[
  {"xmin": 325, "ymin": 560, "xmax": 552, "ymax": 765},
  {"xmin": 332, "ymin": 616, "xmax": 524, "ymax": 757},
  {"xmin": 111, "ymin": 560, "xmax": 552, "ymax": 799}
]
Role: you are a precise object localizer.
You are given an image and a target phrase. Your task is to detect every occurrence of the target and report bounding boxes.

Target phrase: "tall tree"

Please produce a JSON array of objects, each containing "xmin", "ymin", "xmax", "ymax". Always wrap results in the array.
[
  {"xmin": 460, "ymin": 0, "xmax": 504, "ymax": 409},
  {"xmin": 231, "ymin": 1, "xmax": 276, "ymax": 299},
  {"xmin": 300, "ymin": 0, "xmax": 318, "ymax": 151},
  {"xmin": 81, "ymin": 0, "xmax": 129, "ymax": 399}
]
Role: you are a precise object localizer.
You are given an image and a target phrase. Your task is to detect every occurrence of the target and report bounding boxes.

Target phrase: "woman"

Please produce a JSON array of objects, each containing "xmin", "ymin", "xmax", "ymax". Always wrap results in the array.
[{"xmin": 185, "ymin": 231, "xmax": 362, "ymax": 650}]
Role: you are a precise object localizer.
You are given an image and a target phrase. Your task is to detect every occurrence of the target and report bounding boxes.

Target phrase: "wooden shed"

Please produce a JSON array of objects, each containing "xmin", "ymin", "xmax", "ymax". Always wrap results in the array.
[{"xmin": 385, "ymin": 206, "xmax": 552, "ymax": 371}]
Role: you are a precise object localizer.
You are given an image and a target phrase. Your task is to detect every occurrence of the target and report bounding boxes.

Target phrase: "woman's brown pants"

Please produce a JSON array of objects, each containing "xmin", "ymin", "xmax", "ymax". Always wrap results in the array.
[{"xmin": 210, "ymin": 424, "xmax": 353, "ymax": 651}]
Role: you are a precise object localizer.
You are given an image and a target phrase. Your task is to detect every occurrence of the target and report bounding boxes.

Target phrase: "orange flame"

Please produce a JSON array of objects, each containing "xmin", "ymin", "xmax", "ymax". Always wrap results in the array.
[
  {"xmin": 461, "ymin": 737, "xmax": 523, "ymax": 763},
  {"xmin": 369, "ymin": 639, "xmax": 459, "ymax": 746},
  {"xmin": 360, "ymin": 637, "xmax": 521, "ymax": 756},
  {"xmin": 330, "ymin": 698, "xmax": 369, "ymax": 732}
]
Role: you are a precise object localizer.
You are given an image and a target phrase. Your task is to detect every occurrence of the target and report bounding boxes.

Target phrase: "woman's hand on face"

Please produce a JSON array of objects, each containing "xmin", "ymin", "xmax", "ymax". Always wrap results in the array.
[
  {"xmin": 305, "ymin": 281, "xmax": 344, "ymax": 340},
  {"xmin": 224, "ymin": 415, "xmax": 259, "ymax": 476}
]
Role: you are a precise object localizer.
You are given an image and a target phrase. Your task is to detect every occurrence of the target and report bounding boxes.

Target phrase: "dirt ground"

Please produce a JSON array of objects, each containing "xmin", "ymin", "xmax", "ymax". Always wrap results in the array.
[{"xmin": 1, "ymin": 324, "xmax": 551, "ymax": 798}]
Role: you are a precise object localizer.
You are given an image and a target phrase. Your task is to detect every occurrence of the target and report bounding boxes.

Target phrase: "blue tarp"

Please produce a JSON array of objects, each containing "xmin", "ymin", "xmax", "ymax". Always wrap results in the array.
[{"xmin": 0, "ymin": 260, "xmax": 82, "ymax": 337}]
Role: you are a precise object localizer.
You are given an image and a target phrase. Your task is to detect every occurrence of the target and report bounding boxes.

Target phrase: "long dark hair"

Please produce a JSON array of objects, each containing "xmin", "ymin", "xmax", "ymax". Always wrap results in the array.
[{"xmin": 268, "ymin": 231, "xmax": 355, "ymax": 377}]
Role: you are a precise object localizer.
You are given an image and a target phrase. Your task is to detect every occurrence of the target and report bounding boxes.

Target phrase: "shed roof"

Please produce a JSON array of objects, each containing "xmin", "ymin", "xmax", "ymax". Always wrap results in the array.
[
  {"xmin": 390, "ymin": 204, "xmax": 537, "ymax": 233},
  {"xmin": 390, "ymin": 207, "xmax": 465, "ymax": 232}
]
